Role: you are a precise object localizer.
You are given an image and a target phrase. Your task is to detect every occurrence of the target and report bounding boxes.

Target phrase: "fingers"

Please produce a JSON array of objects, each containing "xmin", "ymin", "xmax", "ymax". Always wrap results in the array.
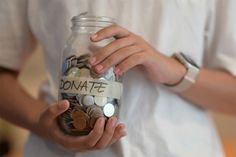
[
  {"xmin": 82, "ymin": 117, "xmax": 106, "ymax": 147},
  {"xmin": 115, "ymin": 52, "xmax": 146, "ymax": 75},
  {"xmin": 53, "ymin": 117, "xmax": 106, "ymax": 152},
  {"xmin": 42, "ymin": 100, "xmax": 69, "ymax": 122},
  {"xmin": 91, "ymin": 24, "xmax": 130, "ymax": 41},
  {"xmin": 89, "ymin": 37, "xmax": 136, "ymax": 66},
  {"xmin": 95, "ymin": 117, "xmax": 117, "ymax": 149},
  {"xmin": 52, "ymin": 117, "xmax": 126, "ymax": 152},
  {"xmin": 108, "ymin": 123, "xmax": 127, "ymax": 146},
  {"xmin": 89, "ymin": 24, "xmax": 150, "ymax": 75},
  {"xmin": 92, "ymin": 45, "xmax": 143, "ymax": 74}
]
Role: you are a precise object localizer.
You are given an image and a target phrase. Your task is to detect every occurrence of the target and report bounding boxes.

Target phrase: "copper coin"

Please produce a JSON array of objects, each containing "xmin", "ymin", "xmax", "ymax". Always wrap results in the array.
[{"xmin": 73, "ymin": 118, "xmax": 87, "ymax": 130}]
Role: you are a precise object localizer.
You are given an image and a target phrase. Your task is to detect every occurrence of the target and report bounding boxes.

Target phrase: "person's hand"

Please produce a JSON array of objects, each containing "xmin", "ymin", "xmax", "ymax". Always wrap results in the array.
[
  {"xmin": 89, "ymin": 24, "xmax": 186, "ymax": 85},
  {"xmin": 34, "ymin": 100, "xmax": 126, "ymax": 152}
]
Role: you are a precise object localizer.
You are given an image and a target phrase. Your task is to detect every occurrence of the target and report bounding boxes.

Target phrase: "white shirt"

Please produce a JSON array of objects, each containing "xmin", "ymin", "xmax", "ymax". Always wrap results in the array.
[{"xmin": 1, "ymin": 0, "xmax": 236, "ymax": 157}]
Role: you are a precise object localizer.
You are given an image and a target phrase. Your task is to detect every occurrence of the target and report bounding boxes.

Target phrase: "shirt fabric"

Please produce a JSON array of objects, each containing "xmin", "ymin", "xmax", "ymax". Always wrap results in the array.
[{"xmin": 1, "ymin": 0, "xmax": 236, "ymax": 157}]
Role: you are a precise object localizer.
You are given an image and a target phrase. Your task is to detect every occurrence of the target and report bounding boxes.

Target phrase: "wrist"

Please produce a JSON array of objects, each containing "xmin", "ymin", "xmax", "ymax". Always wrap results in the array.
[
  {"xmin": 164, "ymin": 52, "xmax": 200, "ymax": 92},
  {"xmin": 164, "ymin": 56, "xmax": 187, "ymax": 85},
  {"xmin": 143, "ymin": 52, "xmax": 187, "ymax": 85},
  {"xmin": 27, "ymin": 100, "xmax": 48, "ymax": 135}
]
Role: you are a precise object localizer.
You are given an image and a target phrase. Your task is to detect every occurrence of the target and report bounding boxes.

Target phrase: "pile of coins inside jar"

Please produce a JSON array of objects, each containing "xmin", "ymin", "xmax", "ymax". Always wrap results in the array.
[{"xmin": 58, "ymin": 54, "xmax": 121, "ymax": 136}]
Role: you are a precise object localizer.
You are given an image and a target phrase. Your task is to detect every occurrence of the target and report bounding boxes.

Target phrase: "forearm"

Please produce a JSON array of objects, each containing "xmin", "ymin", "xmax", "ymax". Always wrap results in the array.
[
  {"xmin": 180, "ymin": 69, "xmax": 236, "ymax": 114},
  {"xmin": 0, "ymin": 71, "xmax": 47, "ymax": 131}
]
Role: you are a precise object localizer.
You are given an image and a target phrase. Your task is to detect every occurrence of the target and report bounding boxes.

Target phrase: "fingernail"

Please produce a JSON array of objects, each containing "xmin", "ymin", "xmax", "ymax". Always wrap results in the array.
[
  {"xmin": 95, "ymin": 65, "xmax": 103, "ymax": 72},
  {"xmin": 110, "ymin": 117, "xmax": 116, "ymax": 128},
  {"xmin": 98, "ymin": 118, "xmax": 105, "ymax": 128},
  {"xmin": 89, "ymin": 57, "xmax": 96, "ymax": 65},
  {"xmin": 58, "ymin": 101, "xmax": 68, "ymax": 110},
  {"xmin": 114, "ymin": 68, "xmax": 121, "ymax": 74},
  {"xmin": 91, "ymin": 34, "xmax": 98, "ymax": 40},
  {"xmin": 121, "ymin": 131, "xmax": 127, "ymax": 136}
]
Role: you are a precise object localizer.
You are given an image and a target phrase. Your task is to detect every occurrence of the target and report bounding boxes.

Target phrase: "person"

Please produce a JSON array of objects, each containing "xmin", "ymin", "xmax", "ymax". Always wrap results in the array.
[{"xmin": 0, "ymin": 0, "xmax": 236, "ymax": 157}]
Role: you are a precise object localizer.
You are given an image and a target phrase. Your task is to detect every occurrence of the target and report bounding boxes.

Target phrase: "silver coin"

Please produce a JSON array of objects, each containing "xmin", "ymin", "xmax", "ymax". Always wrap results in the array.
[
  {"xmin": 66, "ymin": 67, "xmax": 80, "ymax": 77},
  {"xmin": 66, "ymin": 55, "xmax": 76, "ymax": 67},
  {"xmin": 82, "ymin": 95, "xmax": 95, "ymax": 107},
  {"xmin": 62, "ymin": 93, "xmax": 77, "ymax": 100},
  {"xmin": 103, "ymin": 103, "xmax": 115, "ymax": 117},
  {"xmin": 99, "ymin": 77, "xmax": 107, "ymax": 81},
  {"xmin": 107, "ymin": 97, "xmax": 114, "ymax": 103},
  {"xmin": 71, "ymin": 58, "xmax": 77, "ymax": 66},
  {"xmin": 62, "ymin": 60, "xmax": 69, "ymax": 75},
  {"xmin": 76, "ymin": 94, "xmax": 82, "ymax": 102},
  {"xmin": 104, "ymin": 67, "xmax": 115, "ymax": 81},
  {"xmin": 94, "ymin": 96, "xmax": 107, "ymax": 107}
]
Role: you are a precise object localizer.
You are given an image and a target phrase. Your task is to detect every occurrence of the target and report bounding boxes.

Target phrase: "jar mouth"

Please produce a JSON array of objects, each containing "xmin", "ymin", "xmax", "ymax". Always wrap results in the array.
[
  {"xmin": 72, "ymin": 16, "xmax": 116, "ymax": 24},
  {"xmin": 71, "ymin": 13, "xmax": 116, "ymax": 29}
]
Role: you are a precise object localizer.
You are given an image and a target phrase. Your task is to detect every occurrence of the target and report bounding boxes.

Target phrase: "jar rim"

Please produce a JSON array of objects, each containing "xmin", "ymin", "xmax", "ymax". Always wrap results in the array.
[{"xmin": 71, "ymin": 15, "xmax": 116, "ymax": 24}]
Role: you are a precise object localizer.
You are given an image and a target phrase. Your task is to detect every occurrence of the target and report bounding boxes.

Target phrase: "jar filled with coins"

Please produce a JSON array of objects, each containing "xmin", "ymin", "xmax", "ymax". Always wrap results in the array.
[{"xmin": 58, "ymin": 13, "xmax": 123, "ymax": 136}]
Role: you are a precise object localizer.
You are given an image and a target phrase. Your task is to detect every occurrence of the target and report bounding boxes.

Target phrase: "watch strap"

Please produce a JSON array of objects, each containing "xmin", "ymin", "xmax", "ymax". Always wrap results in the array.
[{"xmin": 166, "ymin": 53, "xmax": 200, "ymax": 92}]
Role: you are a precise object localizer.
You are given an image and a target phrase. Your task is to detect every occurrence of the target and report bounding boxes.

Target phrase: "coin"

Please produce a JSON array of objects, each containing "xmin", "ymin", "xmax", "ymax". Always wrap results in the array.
[
  {"xmin": 99, "ymin": 77, "xmax": 107, "ymax": 81},
  {"xmin": 71, "ymin": 58, "xmax": 77, "ymax": 66},
  {"xmin": 88, "ymin": 106, "xmax": 100, "ymax": 115},
  {"xmin": 82, "ymin": 95, "xmax": 95, "ymax": 107},
  {"xmin": 70, "ymin": 108, "xmax": 89, "ymax": 131},
  {"xmin": 80, "ymin": 68, "xmax": 91, "ymax": 78},
  {"xmin": 94, "ymin": 96, "xmax": 107, "ymax": 107},
  {"xmin": 90, "ymin": 107, "xmax": 103, "ymax": 116},
  {"xmin": 89, "ymin": 107, "xmax": 104, "ymax": 128},
  {"xmin": 103, "ymin": 103, "xmax": 115, "ymax": 117},
  {"xmin": 73, "ymin": 118, "xmax": 87, "ymax": 130},
  {"xmin": 107, "ymin": 97, "xmax": 114, "ymax": 103},
  {"xmin": 62, "ymin": 60, "xmax": 68, "ymax": 75},
  {"xmin": 71, "ymin": 109, "xmax": 86, "ymax": 119},
  {"xmin": 77, "ymin": 54, "xmax": 90, "ymax": 62},
  {"xmin": 104, "ymin": 67, "xmax": 115, "ymax": 81},
  {"xmin": 66, "ymin": 67, "xmax": 80, "ymax": 77}
]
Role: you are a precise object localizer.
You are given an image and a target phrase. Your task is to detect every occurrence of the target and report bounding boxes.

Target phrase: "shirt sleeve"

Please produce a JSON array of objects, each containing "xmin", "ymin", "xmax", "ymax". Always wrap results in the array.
[
  {"xmin": 0, "ymin": 0, "xmax": 36, "ymax": 71},
  {"xmin": 203, "ymin": 0, "xmax": 236, "ymax": 76}
]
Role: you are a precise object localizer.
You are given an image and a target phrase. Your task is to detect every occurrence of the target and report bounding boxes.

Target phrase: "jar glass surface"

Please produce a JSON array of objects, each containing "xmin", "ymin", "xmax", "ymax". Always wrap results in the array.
[{"xmin": 58, "ymin": 14, "xmax": 122, "ymax": 136}]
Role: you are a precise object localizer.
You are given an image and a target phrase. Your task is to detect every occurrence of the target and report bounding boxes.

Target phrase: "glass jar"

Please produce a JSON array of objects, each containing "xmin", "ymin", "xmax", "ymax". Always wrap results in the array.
[{"xmin": 58, "ymin": 14, "xmax": 123, "ymax": 136}]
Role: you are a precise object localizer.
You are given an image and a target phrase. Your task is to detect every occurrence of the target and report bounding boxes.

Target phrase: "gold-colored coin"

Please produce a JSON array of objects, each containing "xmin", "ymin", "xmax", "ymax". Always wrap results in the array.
[
  {"xmin": 71, "ymin": 109, "xmax": 86, "ymax": 119},
  {"xmin": 80, "ymin": 68, "xmax": 91, "ymax": 78},
  {"xmin": 73, "ymin": 118, "xmax": 87, "ymax": 130}
]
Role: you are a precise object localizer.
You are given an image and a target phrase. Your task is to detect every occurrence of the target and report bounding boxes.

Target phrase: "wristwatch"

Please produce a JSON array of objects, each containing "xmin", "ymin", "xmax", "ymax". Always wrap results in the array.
[{"xmin": 166, "ymin": 52, "xmax": 200, "ymax": 92}]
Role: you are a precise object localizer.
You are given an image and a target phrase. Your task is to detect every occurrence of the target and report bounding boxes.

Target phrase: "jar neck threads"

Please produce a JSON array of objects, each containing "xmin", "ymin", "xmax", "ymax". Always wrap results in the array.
[{"xmin": 71, "ymin": 14, "xmax": 116, "ymax": 31}]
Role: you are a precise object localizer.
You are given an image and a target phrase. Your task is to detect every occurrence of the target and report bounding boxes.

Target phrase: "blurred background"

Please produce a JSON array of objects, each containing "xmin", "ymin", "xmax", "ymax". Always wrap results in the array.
[{"xmin": 0, "ymin": 46, "xmax": 236, "ymax": 157}]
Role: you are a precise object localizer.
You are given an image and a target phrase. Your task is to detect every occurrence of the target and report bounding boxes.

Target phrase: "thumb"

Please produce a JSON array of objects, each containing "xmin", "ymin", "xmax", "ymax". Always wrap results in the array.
[{"xmin": 44, "ymin": 100, "xmax": 70, "ymax": 120}]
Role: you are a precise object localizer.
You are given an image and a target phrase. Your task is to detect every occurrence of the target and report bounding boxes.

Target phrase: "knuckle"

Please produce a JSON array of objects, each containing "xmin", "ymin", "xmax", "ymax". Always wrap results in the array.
[
  {"xmin": 85, "ymin": 141, "xmax": 95, "ymax": 148},
  {"xmin": 93, "ymin": 127, "xmax": 104, "ymax": 136},
  {"xmin": 125, "ymin": 46, "xmax": 135, "ymax": 53},
  {"xmin": 105, "ymin": 56, "xmax": 115, "ymax": 66},
  {"xmin": 104, "ymin": 129, "xmax": 114, "ymax": 137},
  {"xmin": 102, "ymin": 47, "xmax": 112, "ymax": 56},
  {"xmin": 135, "ymin": 52, "xmax": 144, "ymax": 59}
]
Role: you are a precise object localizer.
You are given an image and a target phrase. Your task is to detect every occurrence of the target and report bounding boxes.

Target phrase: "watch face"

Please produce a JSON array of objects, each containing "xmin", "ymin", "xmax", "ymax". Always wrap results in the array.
[{"xmin": 180, "ymin": 52, "xmax": 199, "ymax": 68}]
